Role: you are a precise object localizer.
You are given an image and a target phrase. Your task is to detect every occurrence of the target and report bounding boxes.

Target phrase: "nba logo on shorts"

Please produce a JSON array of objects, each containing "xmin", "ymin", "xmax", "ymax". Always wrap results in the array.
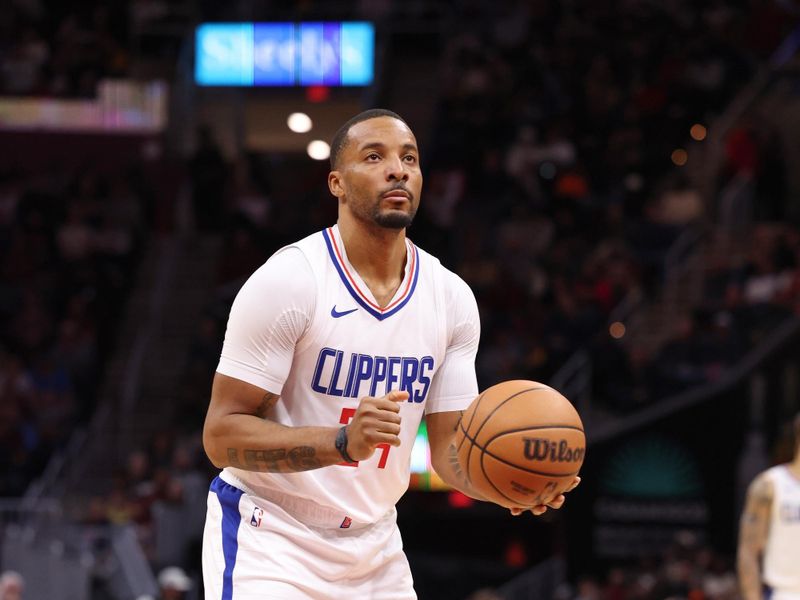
[
  {"xmin": 340, "ymin": 516, "xmax": 352, "ymax": 529},
  {"xmin": 250, "ymin": 506, "xmax": 264, "ymax": 527}
]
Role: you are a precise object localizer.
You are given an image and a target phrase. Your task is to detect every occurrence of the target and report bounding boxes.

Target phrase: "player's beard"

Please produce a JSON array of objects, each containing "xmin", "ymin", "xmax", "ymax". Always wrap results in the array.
[
  {"xmin": 346, "ymin": 186, "xmax": 419, "ymax": 230},
  {"xmin": 349, "ymin": 194, "xmax": 417, "ymax": 230},
  {"xmin": 372, "ymin": 204, "xmax": 417, "ymax": 229}
]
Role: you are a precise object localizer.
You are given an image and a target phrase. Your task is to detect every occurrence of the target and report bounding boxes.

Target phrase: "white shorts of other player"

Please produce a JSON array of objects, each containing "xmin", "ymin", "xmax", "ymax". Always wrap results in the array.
[
  {"xmin": 767, "ymin": 590, "xmax": 800, "ymax": 600},
  {"xmin": 202, "ymin": 475, "xmax": 416, "ymax": 600}
]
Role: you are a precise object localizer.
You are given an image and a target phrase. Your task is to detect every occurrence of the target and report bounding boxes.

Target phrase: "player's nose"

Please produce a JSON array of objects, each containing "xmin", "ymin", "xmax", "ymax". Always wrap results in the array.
[{"xmin": 385, "ymin": 155, "xmax": 409, "ymax": 181}]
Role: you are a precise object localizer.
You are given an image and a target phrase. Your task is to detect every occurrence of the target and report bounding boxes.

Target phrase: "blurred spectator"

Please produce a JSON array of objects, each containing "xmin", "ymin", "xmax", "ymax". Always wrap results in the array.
[
  {"xmin": 156, "ymin": 566, "xmax": 191, "ymax": 600},
  {"xmin": 465, "ymin": 589, "xmax": 503, "ymax": 600},
  {"xmin": 0, "ymin": 571, "xmax": 24, "ymax": 600},
  {"xmin": 573, "ymin": 577, "xmax": 602, "ymax": 600}
]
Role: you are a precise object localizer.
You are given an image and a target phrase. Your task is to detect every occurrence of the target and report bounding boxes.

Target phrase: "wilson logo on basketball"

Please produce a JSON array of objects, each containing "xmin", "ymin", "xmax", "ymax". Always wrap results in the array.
[{"xmin": 522, "ymin": 438, "xmax": 585, "ymax": 463}]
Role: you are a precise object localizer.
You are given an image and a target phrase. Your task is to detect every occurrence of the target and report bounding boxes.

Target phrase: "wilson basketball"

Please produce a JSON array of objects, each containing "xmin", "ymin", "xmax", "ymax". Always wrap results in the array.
[{"xmin": 456, "ymin": 380, "xmax": 585, "ymax": 509}]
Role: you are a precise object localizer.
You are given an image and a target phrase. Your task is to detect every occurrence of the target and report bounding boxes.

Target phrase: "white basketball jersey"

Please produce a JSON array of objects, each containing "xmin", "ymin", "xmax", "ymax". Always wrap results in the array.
[
  {"xmin": 216, "ymin": 225, "xmax": 480, "ymax": 525},
  {"xmin": 763, "ymin": 465, "xmax": 800, "ymax": 593}
]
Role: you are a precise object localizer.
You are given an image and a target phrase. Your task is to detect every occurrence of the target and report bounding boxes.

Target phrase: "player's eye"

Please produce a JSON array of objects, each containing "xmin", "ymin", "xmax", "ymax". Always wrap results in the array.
[
  {"xmin": 403, "ymin": 155, "xmax": 417, "ymax": 164},
  {"xmin": 366, "ymin": 153, "xmax": 381, "ymax": 161}
]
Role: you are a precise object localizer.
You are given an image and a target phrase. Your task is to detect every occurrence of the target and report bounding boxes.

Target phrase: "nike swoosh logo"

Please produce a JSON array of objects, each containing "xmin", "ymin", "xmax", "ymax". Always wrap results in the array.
[{"xmin": 331, "ymin": 306, "xmax": 358, "ymax": 318}]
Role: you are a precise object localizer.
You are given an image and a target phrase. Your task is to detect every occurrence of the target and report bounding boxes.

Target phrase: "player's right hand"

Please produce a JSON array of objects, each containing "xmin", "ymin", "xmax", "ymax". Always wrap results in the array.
[
  {"xmin": 345, "ymin": 390, "xmax": 408, "ymax": 461},
  {"xmin": 509, "ymin": 476, "xmax": 581, "ymax": 516}
]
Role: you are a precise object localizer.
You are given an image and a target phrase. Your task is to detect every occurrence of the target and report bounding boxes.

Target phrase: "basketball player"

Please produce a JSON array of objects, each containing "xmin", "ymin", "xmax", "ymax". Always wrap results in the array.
[
  {"xmin": 738, "ymin": 412, "xmax": 800, "ymax": 600},
  {"xmin": 201, "ymin": 109, "xmax": 580, "ymax": 599}
]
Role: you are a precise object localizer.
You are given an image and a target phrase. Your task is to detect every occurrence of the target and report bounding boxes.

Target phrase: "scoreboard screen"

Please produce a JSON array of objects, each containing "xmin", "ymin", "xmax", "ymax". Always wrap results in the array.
[{"xmin": 195, "ymin": 22, "xmax": 375, "ymax": 87}]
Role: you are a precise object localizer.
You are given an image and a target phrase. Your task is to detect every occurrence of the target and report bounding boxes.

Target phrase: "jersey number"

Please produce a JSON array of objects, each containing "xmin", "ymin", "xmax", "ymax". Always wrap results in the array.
[{"xmin": 339, "ymin": 407, "xmax": 391, "ymax": 469}]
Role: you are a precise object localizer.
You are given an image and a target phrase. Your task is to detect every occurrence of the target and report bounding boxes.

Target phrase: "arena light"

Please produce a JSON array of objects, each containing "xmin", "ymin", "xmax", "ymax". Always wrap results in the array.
[
  {"xmin": 307, "ymin": 140, "xmax": 330, "ymax": 160},
  {"xmin": 287, "ymin": 112, "xmax": 312, "ymax": 133},
  {"xmin": 690, "ymin": 124, "xmax": 707, "ymax": 141},
  {"xmin": 671, "ymin": 148, "xmax": 688, "ymax": 166}
]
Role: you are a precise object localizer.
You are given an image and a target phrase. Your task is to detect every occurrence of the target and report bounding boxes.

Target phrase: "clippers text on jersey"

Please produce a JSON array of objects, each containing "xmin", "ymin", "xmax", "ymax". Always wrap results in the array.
[{"xmin": 311, "ymin": 347, "xmax": 434, "ymax": 402}]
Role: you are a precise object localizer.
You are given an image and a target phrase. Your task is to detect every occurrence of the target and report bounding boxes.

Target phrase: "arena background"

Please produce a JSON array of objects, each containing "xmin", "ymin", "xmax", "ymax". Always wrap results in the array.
[{"xmin": 1, "ymin": 1, "xmax": 800, "ymax": 598}]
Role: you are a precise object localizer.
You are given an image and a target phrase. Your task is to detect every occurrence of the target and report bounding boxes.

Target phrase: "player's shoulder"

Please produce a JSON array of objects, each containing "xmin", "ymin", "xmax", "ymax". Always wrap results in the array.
[
  {"xmin": 264, "ymin": 228, "xmax": 328, "ymax": 269},
  {"xmin": 761, "ymin": 463, "xmax": 796, "ymax": 486},
  {"xmin": 241, "ymin": 236, "xmax": 318, "ymax": 297},
  {"xmin": 440, "ymin": 261, "xmax": 477, "ymax": 307},
  {"xmin": 412, "ymin": 243, "xmax": 478, "ymax": 328},
  {"xmin": 291, "ymin": 228, "xmax": 328, "ymax": 253},
  {"xmin": 412, "ymin": 242, "xmax": 473, "ymax": 297},
  {"xmin": 749, "ymin": 468, "xmax": 778, "ymax": 498},
  {"xmin": 255, "ymin": 244, "xmax": 311, "ymax": 276}
]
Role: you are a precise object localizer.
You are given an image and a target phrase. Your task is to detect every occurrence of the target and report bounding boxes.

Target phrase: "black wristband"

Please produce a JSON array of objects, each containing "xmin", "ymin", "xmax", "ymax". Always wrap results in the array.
[{"xmin": 335, "ymin": 426, "xmax": 356, "ymax": 463}]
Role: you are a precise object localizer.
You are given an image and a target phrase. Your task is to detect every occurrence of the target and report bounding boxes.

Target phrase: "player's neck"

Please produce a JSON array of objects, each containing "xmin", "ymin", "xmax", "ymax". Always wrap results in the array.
[{"xmin": 337, "ymin": 218, "xmax": 408, "ymax": 298}]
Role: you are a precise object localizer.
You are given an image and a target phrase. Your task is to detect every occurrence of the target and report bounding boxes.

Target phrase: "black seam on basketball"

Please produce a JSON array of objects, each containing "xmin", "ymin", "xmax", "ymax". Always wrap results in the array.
[
  {"xmin": 463, "ymin": 386, "xmax": 552, "ymax": 488},
  {"xmin": 462, "ymin": 387, "xmax": 544, "ymax": 472},
  {"xmin": 458, "ymin": 420, "xmax": 583, "ymax": 445},
  {"xmin": 481, "ymin": 446, "xmax": 581, "ymax": 477},
  {"xmin": 480, "ymin": 447, "xmax": 524, "ymax": 506},
  {"xmin": 458, "ymin": 424, "xmax": 479, "ymax": 446},
  {"xmin": 461, "ymin": 427, "xmax": 580, "ymax": 477},
  {"xmin": 456, "ymin": 389, "xmax": 487, "ymax": 454},
  {"xmin": 457, "ymin": 420, "xmax": 473, "ymax": 485},
  {"xmin": 467, "ymin": 386, "xmax": 546, "ymax": 465},
  {"xmin": 461, "ymin": 387, "xmax": 495, "ymax": 469},
  {"xmin": 485, "ymin": 425, "xmax": 585, "ymax": 438}
]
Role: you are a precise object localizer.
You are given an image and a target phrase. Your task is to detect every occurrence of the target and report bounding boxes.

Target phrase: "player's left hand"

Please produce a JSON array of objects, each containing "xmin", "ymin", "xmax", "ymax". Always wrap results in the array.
[{"xmin": 510, "ymin": 476, "xmax": 581, "ymax": 517}]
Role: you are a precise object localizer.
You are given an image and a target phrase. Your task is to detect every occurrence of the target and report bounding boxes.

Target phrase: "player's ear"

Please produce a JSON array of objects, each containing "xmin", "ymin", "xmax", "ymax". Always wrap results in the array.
[{"xmin": 328, "ymin": 171, "xmax": 345, "ymax": 199}]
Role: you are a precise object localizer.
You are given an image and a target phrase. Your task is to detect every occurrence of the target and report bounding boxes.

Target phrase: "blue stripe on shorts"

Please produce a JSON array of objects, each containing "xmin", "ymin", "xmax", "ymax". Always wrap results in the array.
[{"xmin": 211, "ymin": 476, "xmax": 245, "ymax": 600}]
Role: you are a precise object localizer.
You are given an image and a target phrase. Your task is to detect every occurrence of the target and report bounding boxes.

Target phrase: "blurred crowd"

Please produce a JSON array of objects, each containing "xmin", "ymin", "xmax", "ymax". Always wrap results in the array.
[
  {"xmin": 81, "ymin": 430, "xmax": 209, "ymax": 591},
  {"xmin": 0, "ymin": 165, "xmax": 150, "ymax": 496},
  {"xmin": 461, "ymin": 534, "xmax": 739, "ymax": 600},
  {"xmin": 1, "ymin": 0, "xmax": 195, "ymax": 97},
  {"xmin": 1, "ymin": 1, "xmax": 130, "ymax": 97},
  {"xmin": 642, "ymin": 223, "xmax": 800, "ymax": 400},
  {"xmin": 562, "ymin": 542, "xmax": 739, "ymax": 600},
  {"xmin": 414, "ymin": 0, "xmax": 799, "ymax": 410}
]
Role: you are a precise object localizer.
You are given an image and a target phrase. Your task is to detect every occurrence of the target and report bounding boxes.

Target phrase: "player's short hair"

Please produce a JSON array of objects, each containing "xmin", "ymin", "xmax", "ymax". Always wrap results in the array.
[{"xmin": 329, "ymin": 108, "xmax": 407, "ymax": 169}]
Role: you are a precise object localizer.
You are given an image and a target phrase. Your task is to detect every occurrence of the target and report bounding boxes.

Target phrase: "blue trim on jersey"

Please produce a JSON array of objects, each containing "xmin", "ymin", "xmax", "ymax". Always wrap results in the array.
[
  {"xmin": 322, "ymin": 228, "xmax": 420, "ymax": 321},
  {"xmin": 211, "ymin": 476, "xmax": 245, "ymax": 600}
]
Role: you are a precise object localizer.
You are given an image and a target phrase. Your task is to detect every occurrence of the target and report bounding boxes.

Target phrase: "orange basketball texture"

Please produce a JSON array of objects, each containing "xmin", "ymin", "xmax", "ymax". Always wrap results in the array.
[{"xmin": 456, "ymin": 380, "xmax": 585, "ymax": 509}]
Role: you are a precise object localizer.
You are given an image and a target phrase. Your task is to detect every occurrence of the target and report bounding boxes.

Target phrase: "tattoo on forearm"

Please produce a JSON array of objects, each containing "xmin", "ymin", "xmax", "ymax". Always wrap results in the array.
[
  {"xmin": 226, "ymin": 446, "xmax": 322, "ymax": 472},
  {"xmin": 447, "ymin": 442, "xmax": 468, "ymax": 485},
  {"xmin": 255, "ymin": 392, "xmax": 279, "ymax": 418},
  {"xmin": 288, "ymin": 446, "xmax": 322, "ymax": 470}
]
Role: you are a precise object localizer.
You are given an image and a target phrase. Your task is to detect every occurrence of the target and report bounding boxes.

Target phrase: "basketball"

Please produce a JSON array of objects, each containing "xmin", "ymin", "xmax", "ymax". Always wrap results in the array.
[{"xmin": 456, "ymin": 380, "xmax": 585, "ymax": 509}]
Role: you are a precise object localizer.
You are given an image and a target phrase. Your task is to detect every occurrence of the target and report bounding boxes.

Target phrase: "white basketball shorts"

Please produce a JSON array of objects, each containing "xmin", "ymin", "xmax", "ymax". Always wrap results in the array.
[
  {"xmin": 766, "ymin": 589, "xmax": 800, "ymax": 600},
  {"xmin": 202, "ymin": 474, "xmax": 416, "ymax": 600}
]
